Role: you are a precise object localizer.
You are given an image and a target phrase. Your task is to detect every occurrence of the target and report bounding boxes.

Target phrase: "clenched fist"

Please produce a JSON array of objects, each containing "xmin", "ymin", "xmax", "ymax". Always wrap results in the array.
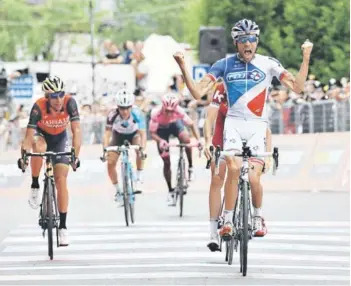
[
  {"xmin": 173, "ymin": 52, "xmax": 185, "ymax": 67},
  {"xmin": 301, "ymin": 39, "xmax": 313, "ymax": 60}
]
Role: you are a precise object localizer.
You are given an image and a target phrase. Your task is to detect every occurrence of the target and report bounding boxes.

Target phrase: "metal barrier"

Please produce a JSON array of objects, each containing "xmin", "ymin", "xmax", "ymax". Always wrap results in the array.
[{"xmin": 269, "ymin": 99, "xmax": 350, "ymax": 134}]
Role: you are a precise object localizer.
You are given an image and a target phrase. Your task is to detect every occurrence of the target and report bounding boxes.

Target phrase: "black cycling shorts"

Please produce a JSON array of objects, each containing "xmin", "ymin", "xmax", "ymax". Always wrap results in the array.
[
  {"xmin": 109, "ymin": 131, "xmax": 139, "ymax": 147},
  {"xmin": 35, "ymin": 129, "xmax": 69, "ymax": 165}
]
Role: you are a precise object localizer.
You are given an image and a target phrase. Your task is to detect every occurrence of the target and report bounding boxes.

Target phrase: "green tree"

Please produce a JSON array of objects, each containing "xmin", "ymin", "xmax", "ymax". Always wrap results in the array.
[
  {"xmin": 0, "ymin": 0, "xmax": 105, "ymax": 61},
  {"xmin": 182, "ymin": 0, "xmax": 350, "ymax": 83}
]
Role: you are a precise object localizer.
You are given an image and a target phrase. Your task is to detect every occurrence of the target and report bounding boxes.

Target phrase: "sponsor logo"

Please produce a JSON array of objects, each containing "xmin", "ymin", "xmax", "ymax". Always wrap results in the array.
[
  {"xmin": 41, "ymin": 117, "xmax": 69, "ymax": 128},
  {"xmin": 227, "ymin": 69, "xmax": 265, "ymax": 83}
]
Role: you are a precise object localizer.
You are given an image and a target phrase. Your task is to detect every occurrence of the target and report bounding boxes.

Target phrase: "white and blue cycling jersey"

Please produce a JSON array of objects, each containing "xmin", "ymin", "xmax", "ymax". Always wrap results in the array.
[
  {"xmin": 208, "ymin": 53, "xmax": 288, "ymax": 122},
  {"xmin": 106, "ymin": 106, "xmax": 146, "ymax": 134}
]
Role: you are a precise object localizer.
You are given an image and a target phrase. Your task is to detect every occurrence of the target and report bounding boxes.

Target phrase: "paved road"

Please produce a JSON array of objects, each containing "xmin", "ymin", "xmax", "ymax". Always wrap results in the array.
[{"xmin": 0, "ymin": 176, "xmax": 349, "ymax": 285}]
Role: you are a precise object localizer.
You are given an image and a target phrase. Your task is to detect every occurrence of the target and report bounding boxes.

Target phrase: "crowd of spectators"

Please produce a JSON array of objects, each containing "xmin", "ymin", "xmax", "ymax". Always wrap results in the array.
[{"xmin": 0, "ymin": 37, "xmax": 349, "ymax": 152}]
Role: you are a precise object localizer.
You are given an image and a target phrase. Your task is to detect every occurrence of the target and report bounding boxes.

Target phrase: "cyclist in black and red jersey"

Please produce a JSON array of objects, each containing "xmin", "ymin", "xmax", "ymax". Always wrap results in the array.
[{"xmin": 18, "ymin": 76, "xmax": 81, "ymax": 247}]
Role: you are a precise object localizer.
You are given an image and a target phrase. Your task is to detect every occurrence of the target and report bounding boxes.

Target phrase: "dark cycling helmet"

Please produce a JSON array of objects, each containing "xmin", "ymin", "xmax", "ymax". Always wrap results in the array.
[{"xmin": 231, "ymin": 19, "xmax": 260, "ymax": 42}]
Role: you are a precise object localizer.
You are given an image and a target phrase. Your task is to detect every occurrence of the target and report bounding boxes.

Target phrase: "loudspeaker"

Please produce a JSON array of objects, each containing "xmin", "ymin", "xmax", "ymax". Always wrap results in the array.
[{"xmin": 199, "ymin": 26, "xmax": 227, "ymax": 65}]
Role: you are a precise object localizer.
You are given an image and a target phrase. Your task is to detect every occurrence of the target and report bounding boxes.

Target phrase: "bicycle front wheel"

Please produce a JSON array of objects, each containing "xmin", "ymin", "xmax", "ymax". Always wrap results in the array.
[
  {"xmin": 46, "ymin": 181, "xmax": 54, "ymax": 260},
  {"xmin": 128, "ymin": 166, "xmax": 135, "ymax": 224},
  {"xmin": 240, "ymin": 182, "xmax": 249, "ymax": 276},
  {"xmin": 122, "ymin": 163, "xmax": 130, "ymax": 227},
  {"xmin": 177, "ymin": 158, "xmax": 186, "ymax": 217}
]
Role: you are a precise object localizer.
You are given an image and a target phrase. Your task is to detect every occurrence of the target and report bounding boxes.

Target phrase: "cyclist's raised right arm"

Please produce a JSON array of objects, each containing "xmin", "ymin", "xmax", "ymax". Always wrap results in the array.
[
  {"xmin": 21, "ymin": 104, "xmax": 41, "ymax": 153},
  {"xmin": 174, "ymin": 52, "xmax": 225, "ymax": 100}
]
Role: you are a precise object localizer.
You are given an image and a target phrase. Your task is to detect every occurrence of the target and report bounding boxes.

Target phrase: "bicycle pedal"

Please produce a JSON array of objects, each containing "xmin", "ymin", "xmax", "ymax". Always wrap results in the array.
[{"xmin": 133, "ymin": 190, "xmax": 142, "ymax": 195}]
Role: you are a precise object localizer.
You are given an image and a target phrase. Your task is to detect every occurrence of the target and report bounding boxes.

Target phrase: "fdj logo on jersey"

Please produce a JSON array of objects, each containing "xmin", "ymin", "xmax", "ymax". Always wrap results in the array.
[{"xmin": 227, "ymin": 69, "xmax": 265, "ymax": 83}]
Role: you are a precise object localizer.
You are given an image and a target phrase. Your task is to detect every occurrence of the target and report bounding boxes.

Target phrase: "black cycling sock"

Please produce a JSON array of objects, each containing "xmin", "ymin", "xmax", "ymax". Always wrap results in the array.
[
  {"xmin": 59, "ymin": 212, "xmax": 67, "ymax": 229},
  {"xmin": 31, "ymin": 177, "xmax": 39, "ymax": 188},
  {"xmin": 185, "ymin": 147, "xmax": 193, "ymax": 168}
]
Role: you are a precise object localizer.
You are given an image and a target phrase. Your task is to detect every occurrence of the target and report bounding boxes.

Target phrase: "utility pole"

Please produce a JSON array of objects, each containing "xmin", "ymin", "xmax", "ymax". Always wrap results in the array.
[{"xmin": 89, "ymin": 0, "xmax": 95, "ymax": 100}]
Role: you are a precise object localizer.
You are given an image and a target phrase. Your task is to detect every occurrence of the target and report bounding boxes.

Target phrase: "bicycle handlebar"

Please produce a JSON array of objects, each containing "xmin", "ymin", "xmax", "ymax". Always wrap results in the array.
[
  {"xmin": 21, "ymin": 147, "xmax": 77, "ymax": 172},
  {"xmin": 101, "ymin": 140, "xmax": 147, "ymax": 162},
  {"xmin": 167, "ymin": 142, "xmax": 202, "ymax": 158},
  {"xmin": 211, "ymin": 145, "xmax": 279, "ymax": 176}
]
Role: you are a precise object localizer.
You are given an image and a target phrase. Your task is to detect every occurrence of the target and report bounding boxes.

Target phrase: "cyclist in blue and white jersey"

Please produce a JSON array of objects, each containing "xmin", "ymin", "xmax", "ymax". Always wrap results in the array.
[
  {"xmin": 102, "ymin": 89, "xmax": 146, "ymax": 206},
  {"xmin": 174, "ymin": 19, "xmax": 313, "ymax": 241}
]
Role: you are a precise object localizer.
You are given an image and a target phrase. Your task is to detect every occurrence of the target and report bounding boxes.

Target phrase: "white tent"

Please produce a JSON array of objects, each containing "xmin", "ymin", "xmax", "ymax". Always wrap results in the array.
[{"xmin": 141, "ymin": 34, "xmax": 187, "ymax": 95}]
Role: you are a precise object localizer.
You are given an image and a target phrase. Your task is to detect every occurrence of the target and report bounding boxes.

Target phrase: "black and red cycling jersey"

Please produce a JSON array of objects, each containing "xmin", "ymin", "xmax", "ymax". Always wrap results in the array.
[{"xmin": 27, "ymin": 95, "xmax": 80, "ymax": 135}]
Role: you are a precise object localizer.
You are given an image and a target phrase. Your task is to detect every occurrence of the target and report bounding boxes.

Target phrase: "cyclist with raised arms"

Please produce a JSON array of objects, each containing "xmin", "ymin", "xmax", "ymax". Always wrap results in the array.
[
  {"xmin": 18, "ymin": 76, "xmax": 81, "ymax": 246},
  {"xmin": 204, "ymin": 81, "xmax": 272, "ymax": 251},
  {"xmin": 149, "ymin": 93, "xmax": 201, "ymax": 206},
  {"xmin": 102, "ymin": 89, "xmax": 146, "ymax": 206},
  {"xmin": 175, "ymin": 19, "xmax": 313, "ymax": 237}
]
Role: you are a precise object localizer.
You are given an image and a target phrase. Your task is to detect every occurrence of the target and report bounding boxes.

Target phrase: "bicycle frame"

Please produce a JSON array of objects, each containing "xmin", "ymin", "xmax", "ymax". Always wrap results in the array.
[
  {"xmin": 103, "ymin": 142, "xmax": 143, "ymax": 226},
  {"xmin": 21, "ymin": 148, "xmax": 76, "ymax": 260}
]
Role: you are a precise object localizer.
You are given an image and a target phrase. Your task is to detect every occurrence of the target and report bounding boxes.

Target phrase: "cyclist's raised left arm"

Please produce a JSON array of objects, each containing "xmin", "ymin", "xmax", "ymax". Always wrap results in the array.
[
  {"xmin": 67, "ymin": 97, "xmax": 81, "ymax": 157},
  {"xmin": 277, "ymin": 41, "xmax": 313, "ymax": 94}
]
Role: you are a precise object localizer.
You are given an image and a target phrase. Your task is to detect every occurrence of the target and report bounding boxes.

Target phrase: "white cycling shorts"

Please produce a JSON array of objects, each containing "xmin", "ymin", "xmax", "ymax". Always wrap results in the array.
[{"xmin": 223, "ymin": 117, "xmax": 267, "ymax": 165}]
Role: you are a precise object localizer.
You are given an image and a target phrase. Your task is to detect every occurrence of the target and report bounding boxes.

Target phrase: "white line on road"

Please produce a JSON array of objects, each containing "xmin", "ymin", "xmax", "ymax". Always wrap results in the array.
[
  {"xmin": 0, "ymin": 262, "xmax": 348, "ymax": 272},
  {"xmin": 0, "ymin": 252, "xmax": 349, "ymax": 263},
  {"xmin": 0, "ymin": 271, "xmax": 348, "ymax": 282},
  {"xmin": 2, "ymin": 233, "xmax": 349, "ymax": 243},
  {"xmin": 9, "ymin": 226, "xmax": 350, "ymax": 235},
  {"xmin": 17, "ymin": 221, "xmax": 351, "ymax": 228},
  {"xmin": 2, "ymin": 241, "xmax": 349, "ymax": 253}
]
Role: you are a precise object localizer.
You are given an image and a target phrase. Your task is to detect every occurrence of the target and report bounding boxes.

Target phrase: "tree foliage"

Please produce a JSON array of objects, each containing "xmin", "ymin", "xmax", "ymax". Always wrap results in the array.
[
  {"xmin": 0, "ymin": 0, "xmax": 348, "ymax": 82},
  {"xmin": 181, "ymin": 0, "xmax": 350, "ymax": 83}
]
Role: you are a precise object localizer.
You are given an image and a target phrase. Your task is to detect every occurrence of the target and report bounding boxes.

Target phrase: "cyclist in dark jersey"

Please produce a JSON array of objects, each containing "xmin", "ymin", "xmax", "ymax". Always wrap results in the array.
[{"xmin": 18, "ymin": 76, "xmax": 81, "ymax": 247}]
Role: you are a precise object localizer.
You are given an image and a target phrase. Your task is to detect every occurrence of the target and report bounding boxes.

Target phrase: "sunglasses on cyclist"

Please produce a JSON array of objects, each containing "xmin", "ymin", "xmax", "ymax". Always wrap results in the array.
[
  {"xmin": 48, "ymin": 91, "xmax": 65, "ymax": 99},
  {"xmin": 236, "ymin": 35, "xmax": 258, "ymax": 44},
  {"xmin": 118, "ymin": 106, "xmax": 132, "ymax": 110}
]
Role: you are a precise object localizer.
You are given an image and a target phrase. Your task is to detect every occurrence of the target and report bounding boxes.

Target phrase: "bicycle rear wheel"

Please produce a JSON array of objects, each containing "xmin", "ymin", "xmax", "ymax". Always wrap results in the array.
[
  {"xmin": 240, "ymin": 182, "xmax": 249, "ymax": 276},
  {"xmin": 122, "ymin": 163, "xmax": 130, "ymax": 227},
  {"xmin": 46, "ymin": 181, "xmax": 54, "ymax": 260}
]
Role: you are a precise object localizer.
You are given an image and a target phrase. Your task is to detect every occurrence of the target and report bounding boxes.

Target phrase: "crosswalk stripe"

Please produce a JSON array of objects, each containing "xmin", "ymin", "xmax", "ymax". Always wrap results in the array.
[
  {"xmin": 17, "ymin": 221, "xmax": 350, "ymax": 228},
  {"xmin": 0, "ymin": 252, "xmax": 349, "ymax": 263},
  {"xmin": 0, "ymin": 272, "xmax": 348, "ymax": 281},
  {"xmin": 2, "ymin": 233, "xmax": 349, "ymax": 243},
  {"xmin": 8, "ymin": 226, "xmax": 350, "ymax": 235},
  {"xmin": 3, "ymin": 240, "xmax": 349, "ymax": 253},
  {"xmin": 0, "ymin": 262, "xmax": 348, "ymax": 272}
]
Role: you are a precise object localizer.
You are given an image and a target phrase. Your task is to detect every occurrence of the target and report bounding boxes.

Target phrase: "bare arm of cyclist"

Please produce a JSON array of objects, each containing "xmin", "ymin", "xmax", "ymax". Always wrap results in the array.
[
  {"xmin": 265, "ymin": 127, "xmax": 272, "ymax": 152},
  {"xmin": 71, "ymin": 121, "xmax": 81, "ymax": 157},
  {"xmin": 139, "ymin": 129, "xmax": 147, "ymax": 149},
  {"xmin": 204, "ymin": 105, "xmax": 219, "ymax": 146},
  {"xmin": 173, "ymin": 52, "xmax": 215, "ymax": 100},
  {"xmin": 21, "ymin": 103, "xmax": 41, "ymax": 152},
  {"xmin": 103, "ymin": 129, "xmax": 112, "ymax": 148},
  {"xmin": 67, "ymin": 97, "xmax": 81, "ymax": 157},
  {"xmin": 280, "ymin": 40, "xmax": 313, "ymax": 94}
]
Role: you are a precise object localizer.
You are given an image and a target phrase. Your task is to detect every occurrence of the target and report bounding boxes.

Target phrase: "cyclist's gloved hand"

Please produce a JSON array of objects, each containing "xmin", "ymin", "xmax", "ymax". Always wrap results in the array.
[
  {"xmin": 197, "ymin": 141, "xmax": 204, "ymax": 151},
  {"xmin": 17, "ymin": 158, "xmax": 27, "ymax": 170},
  {"xmin": 159, "ymin": 139, "xmax": 169, "ymax": 151},
  {"xmin": 71, "ymin": 157, "xmax": 81, "ymax": 170}
]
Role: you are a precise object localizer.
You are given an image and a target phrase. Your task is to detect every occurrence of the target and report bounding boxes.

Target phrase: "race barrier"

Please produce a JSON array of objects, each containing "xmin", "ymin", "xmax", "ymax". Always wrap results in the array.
[{"xmin": 0, "ymin": 133, "xmax": 349, "ymax": 192}]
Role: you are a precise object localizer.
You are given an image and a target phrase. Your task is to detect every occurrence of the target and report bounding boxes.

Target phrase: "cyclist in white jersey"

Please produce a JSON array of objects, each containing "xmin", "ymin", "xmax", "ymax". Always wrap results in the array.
[
  {"xmin": 102, "ymin": 89, "xmax": 146, "ymax": 206},
  {"xmin": 174, "ymin": 19, "xmax": 313, "ymax": 237}
]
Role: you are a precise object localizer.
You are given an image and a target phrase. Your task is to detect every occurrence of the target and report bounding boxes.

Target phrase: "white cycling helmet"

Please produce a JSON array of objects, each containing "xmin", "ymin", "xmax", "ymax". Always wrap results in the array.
[
  {"xmin": 231, "ymin": 19, "xmax": 260, "ymax": 41},
  {"xmin": 115, "ymin": 88, "xmax": 134, "ymax": 107}
]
